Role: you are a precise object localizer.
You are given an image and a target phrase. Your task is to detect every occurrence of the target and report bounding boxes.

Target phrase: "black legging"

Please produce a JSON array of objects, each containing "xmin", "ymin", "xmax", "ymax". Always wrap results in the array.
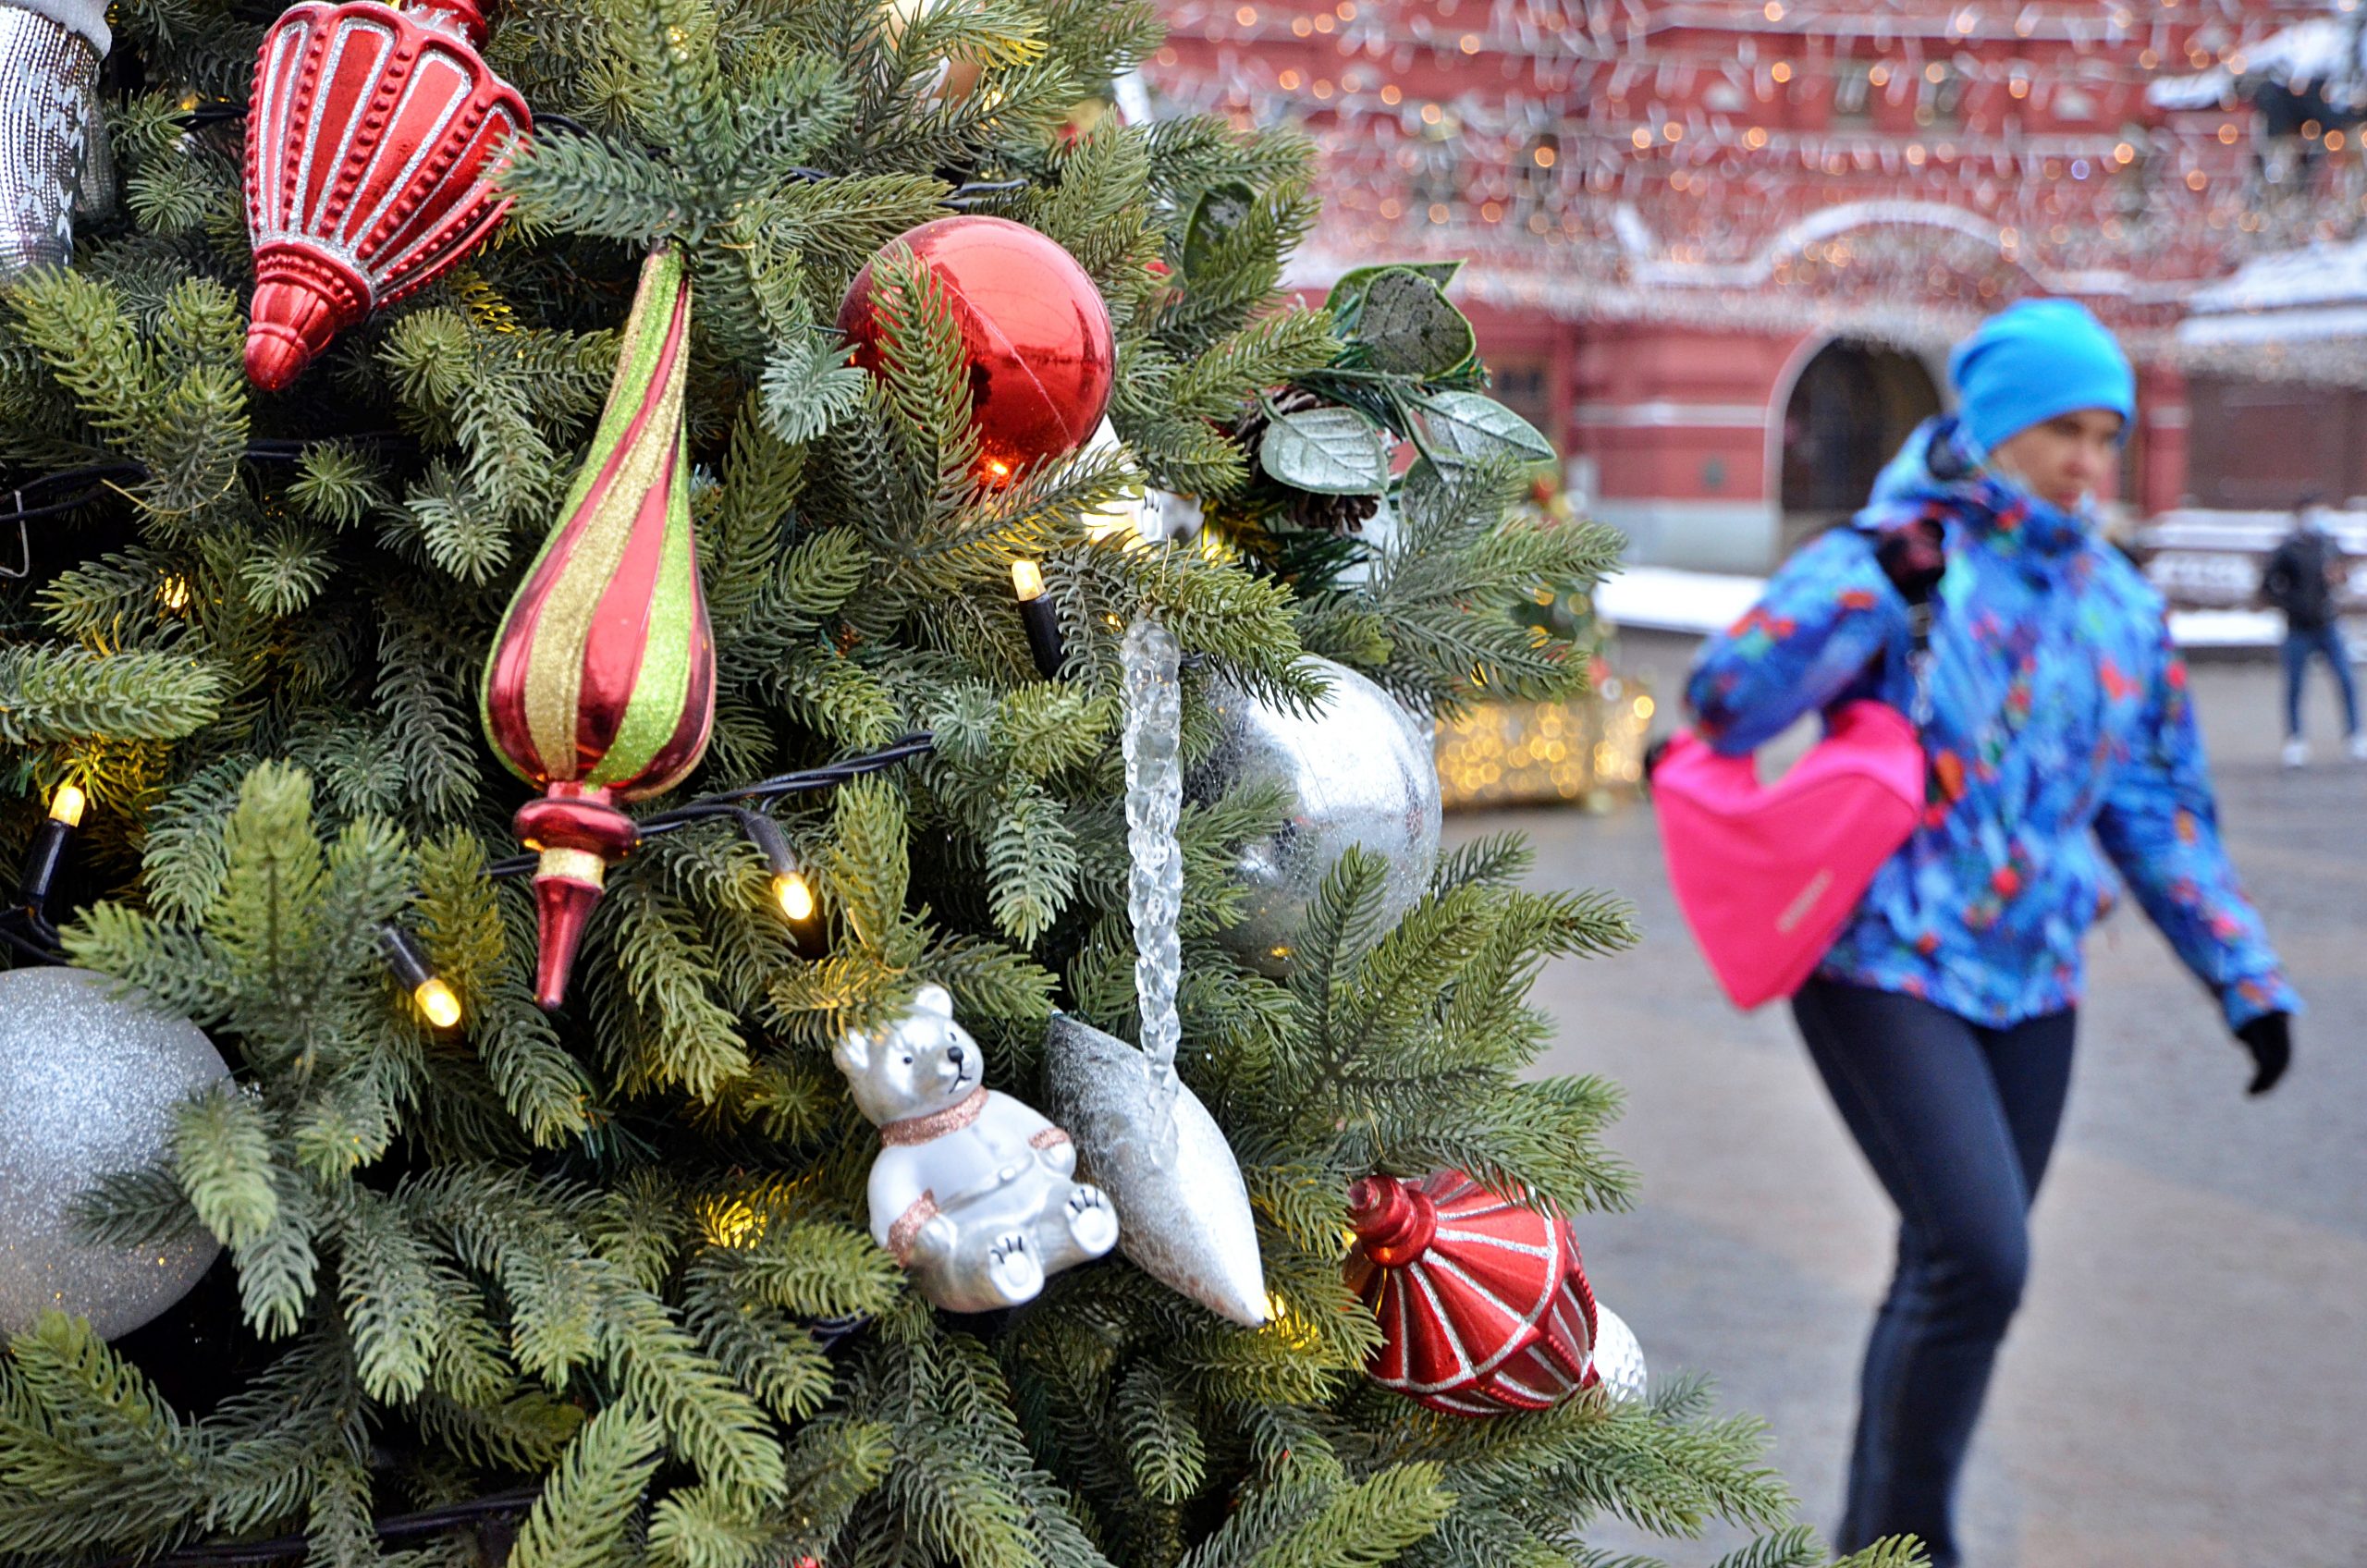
[{"xmin": 1791, "ymin": 978, "xmax": 2078, "ymax": 1568}]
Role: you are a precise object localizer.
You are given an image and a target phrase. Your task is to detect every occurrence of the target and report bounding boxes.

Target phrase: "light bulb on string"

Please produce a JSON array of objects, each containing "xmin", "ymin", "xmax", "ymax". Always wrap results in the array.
[
  {"xmin": 730, "ymin": 809, "xmax": 829, "ymax": 955},
  {"xmin": 415, "ymin": 978, "xmax": 463, "ymax": 1031},
  {"xmin": 1012, "ymin": 558, "xmax": 1066, "ymax": 679},
  {"xmin": 14, "ymin": 779, "xmax": 91, "ymax": 921},
  {"xmin": 379, "ymin": 925, "xmax": 463, "ymax": 1032},
  {"xmin": 775, "ymin": 868, "xmax": 816, "ymax": 922}
]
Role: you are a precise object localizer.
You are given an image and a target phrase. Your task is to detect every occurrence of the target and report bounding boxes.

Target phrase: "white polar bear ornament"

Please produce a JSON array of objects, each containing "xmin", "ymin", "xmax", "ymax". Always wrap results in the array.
[{"xmin": 834, "ymin": 985, "xmax": 1119, "ymax": 1313}]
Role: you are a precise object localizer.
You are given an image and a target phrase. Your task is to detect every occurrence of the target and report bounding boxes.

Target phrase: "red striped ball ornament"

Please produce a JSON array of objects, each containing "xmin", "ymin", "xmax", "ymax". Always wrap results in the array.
[
  {"xmin": 1345, "ymin": 1170, "xmax": 1602, "ymax": 1416},
  {"xmin": 481, "ymin": 245, "xmax": 715, "ymax": 1009}
]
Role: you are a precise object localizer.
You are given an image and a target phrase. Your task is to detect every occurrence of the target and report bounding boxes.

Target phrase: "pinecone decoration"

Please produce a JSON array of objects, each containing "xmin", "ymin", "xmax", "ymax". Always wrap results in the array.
[{"xmin": 1287, "ymin": 489, "xmax": 1381, "ymax": 533}]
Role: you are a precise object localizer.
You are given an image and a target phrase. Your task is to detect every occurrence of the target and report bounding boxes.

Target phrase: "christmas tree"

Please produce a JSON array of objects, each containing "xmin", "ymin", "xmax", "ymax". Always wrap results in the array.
[{"xmin": 0, "ymin": 0, "xmax": 1915, "ymax": 1563}]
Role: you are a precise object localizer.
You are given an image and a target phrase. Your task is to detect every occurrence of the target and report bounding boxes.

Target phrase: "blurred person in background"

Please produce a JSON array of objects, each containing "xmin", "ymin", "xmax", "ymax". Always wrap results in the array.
[
  {"xmin": 2257, "ymin": 496, "xmax": 2361, "ymax": 767},
  {"xmin": 1683, "ymin": 300, "xmax": 2297, "ymax": 1568}
]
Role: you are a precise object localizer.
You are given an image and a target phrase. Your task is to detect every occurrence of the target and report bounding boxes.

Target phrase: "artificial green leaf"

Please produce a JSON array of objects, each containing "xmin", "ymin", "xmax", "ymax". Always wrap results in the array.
[
  {"xmin": 1258, "ymin": 400, "xmax": 1391, "ymax": 496},
  {"xmin": 1405, "ymin": 389, "xmax": 1555, "ymax": 467},
  {"xmin": 1323, "ymin": 260, "xmax": 1466, "ymax": 330},
  {"xmin": 1184, "ymin": 182, "xmax": 1257, "ymax": 277},
  {"xmin": 1355, "ymin": 269, "xmax": 1476, "ymax": 379}
]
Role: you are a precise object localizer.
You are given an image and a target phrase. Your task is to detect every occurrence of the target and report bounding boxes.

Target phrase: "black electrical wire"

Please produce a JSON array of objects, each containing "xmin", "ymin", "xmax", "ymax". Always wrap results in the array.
[
  {"xmin": 96, "ymin": 1489, "xmax": 543, "ymax": 1568},
  {"xmin": 2, "ymin": 437, "xmax": 411, "ymax": 534},
  {"xmin": 0, "ymin": 917, "xmax": 66, "ymax": 964},
  {"xmin": 943, "ymin": 177, "xmax": 1030, "ymax": 207},
  {"xmin": 485, "ymin": 731, "xmax": 935, "ymax": 878}
]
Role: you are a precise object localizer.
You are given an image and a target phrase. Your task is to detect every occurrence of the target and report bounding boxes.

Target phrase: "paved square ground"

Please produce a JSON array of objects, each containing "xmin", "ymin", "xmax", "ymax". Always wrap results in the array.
[{"xmin": 1481, "ymin": 632, "xmax": 2367, "ymax": 1567}]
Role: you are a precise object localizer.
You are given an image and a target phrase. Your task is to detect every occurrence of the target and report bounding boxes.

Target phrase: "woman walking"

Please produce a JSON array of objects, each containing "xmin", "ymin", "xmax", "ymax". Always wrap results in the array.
[{"xmin": 1685, "ymin": 300, "xmax": 2298, "ymax": 1565}]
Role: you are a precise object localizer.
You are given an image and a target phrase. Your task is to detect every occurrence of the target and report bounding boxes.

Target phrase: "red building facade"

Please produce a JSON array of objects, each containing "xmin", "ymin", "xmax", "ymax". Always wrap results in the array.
[{"xmin": 1147, "ymin": 0, "xmax": 2336, "ymax": 571}]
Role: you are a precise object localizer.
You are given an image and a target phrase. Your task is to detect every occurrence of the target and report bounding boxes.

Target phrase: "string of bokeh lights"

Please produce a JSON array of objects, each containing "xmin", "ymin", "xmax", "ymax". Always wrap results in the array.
[{"xmin": 1145, "ymin": 0, "xmax": 2367, "ymax": 316}]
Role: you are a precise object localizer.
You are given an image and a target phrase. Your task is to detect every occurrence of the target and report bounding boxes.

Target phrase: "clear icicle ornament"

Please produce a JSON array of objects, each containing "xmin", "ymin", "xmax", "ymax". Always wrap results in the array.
[{"xmin": 1120, "ymin": 615, "xmax": 1184, "ymax": 1145}]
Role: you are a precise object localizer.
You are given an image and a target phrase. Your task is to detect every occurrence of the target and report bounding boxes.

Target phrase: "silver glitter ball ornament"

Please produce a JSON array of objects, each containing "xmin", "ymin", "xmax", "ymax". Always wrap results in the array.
[
  {"xmin": 1189, "ymin": 657, "xmax": 1441, "ymax": 976},
  {"xmin": 0, "ymin": 0, "xmax": 111, "ymax": 281},
  {"xmin": 0, "ymin": 968, "xmax": 228, "ymax": 1340},
  {"xmin": 1041, "ymin": 1012, "xmax": 1267, "ymax": 1326},
  {"xmin": 1589, "ymin": 1304, "xmax": 1647, "ymax": 1403}
]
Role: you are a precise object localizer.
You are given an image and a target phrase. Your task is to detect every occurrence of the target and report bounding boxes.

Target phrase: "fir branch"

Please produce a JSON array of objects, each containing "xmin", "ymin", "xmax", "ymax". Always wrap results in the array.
[
  {"xmin": 1116, "ymin": 1364, "xmax": 1207, "ymax": 1505},
  {"xmin": 598, "ymin": 1280, "xmax": 790, "ymax": 1502},
  {"xmin": 983, "ymin": 784, "xmax": 1079, "ymax": 944},
  {"xmin": 0, "ymin": 645, "xmax": 224, "ymax": 744},
  {"xmin": 593, "ymin": 875, "xmax": 754, "ymax": 1100},
  {"xmin": 339, "ymin": 1189, "xmax": 445, "ymax": 1403},
  {"xmin": 684, "ymin": 1285, "xmax": 836, "ymax": 1425},
  {"xmin": 506, "ymin": 1402, "xmax": 666, "ymax": 1568},
  {"xmin": 693, "ymin": 1216, "xmax": 903, "ymax": 1322},
  {"xmin": 860, "ymin": 244, "xmax": 981, "ymax": 511},
  {"xmin": 500, "ymin": 128, "xmax": 704, "ymax": 245},
  {"xmin": 287, "ymin": 444, "xmax": 389, "ymax": 529},
  {"xmin": 648, "ymin": 1483, "xmax": 774, "ymax": 1568},
  {"xmin": 760, "ymin": 330, "xmax": 870, "ymax": 445},
  {"xmin": 233, "ymin": 1164, "xmax": 325, "ymax": 1339},
  {"xmin": 773, "ymin": 1417, "xmax": 897, "ymax": 1562},
  {"xmin": 1711, "ymin": 1528, "xmax": 1830, "ymax": 1568},
  {"xmin": 172, "ymin": 1084, "xmax": 278, "ymax": 1248}
]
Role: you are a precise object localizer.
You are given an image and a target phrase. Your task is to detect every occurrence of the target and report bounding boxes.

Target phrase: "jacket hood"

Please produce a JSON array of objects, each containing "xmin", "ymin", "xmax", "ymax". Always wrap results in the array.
[{"xmin": 1856, "ymin": 416, "xmax": 2092, "ymax": 574}]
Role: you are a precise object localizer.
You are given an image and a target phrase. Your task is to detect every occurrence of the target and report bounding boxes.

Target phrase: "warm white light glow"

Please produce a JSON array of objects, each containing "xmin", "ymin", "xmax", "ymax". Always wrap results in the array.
[
  {"xmin": 775, "ymin": 870, "xmax": 816, "ymax": 922},
  {"xmin": 414, "ymin": 978, "xmax": 462, "ymax": 1030}
]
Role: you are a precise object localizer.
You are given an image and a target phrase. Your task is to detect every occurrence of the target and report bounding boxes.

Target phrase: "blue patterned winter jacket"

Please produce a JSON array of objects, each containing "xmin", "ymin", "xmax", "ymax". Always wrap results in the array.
[{"xmin": 1686, "ymin": 420, "xmax": 2299, "ymax": 1030}]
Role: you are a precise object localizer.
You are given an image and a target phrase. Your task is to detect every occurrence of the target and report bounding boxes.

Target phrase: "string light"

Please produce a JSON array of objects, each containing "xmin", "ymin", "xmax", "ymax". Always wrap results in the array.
[
  {"xmin": 724, "ymin": 808, "xmax": 828, "ymax": 954},
  {"xmin": 775, "ymin": 868, "xmax": 816, "ymax": 922},
  {"xmin": 13, "ymin": 780, "xmax": 87, "ymax": 925},
  {"xmin": 1011, "ymin": 557, "xmax": 1065, "ymax": 678},
  {"xmin": 378, "ymin": 925, "xmax": 463, "ymax": 1031},
  {"xmin": 1147, "ymin": 0, "xmax": 2328, "ymax": 309},
  {"xmin": 1434, "ymin": 686, "xmax": 1653, "ymax": 810},
  {"xmin": 414, "ymin": 977, "xmax": 463, "ymax": 1030}
]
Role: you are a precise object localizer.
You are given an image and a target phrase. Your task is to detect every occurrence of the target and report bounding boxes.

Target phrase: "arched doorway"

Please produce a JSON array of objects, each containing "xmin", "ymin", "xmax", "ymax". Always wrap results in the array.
[{"xmin": 1778, "ymin": 339, "xmax": 1943, "ymax": 556}]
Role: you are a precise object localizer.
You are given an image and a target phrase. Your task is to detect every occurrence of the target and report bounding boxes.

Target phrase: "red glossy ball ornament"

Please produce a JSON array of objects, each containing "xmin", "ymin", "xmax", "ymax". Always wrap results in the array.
[
  {"xmin": 836, "ymin": 216, "xmax": 1115, "ymax": 486},
  {"xmin": 241, "ymin": 0, "xmax": 530, "ymax": 390},
  {"xmin": 1345, "ymin": 1170, "xmax": 1600, "ymax": 1416}
]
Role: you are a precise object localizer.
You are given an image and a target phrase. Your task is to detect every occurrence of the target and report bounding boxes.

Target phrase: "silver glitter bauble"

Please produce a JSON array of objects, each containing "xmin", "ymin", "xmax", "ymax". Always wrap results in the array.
[
  {"xmin": 1041, "ymin": 1012, "xmax": 1267, "ymax": 1326},
  {"xmin": 0, "ymin": 968, "xmax": 228, "ymax": 1340},
  {"xmin": 0, "ymin": 1, "xmax": 110, "ymax": 281},
  {"xmin": 1589, "ymin": 1304, "xmax": 1647, "ymax": 1403},
  {"xmin": 1189, "ymin": 657, "xmax": 1441, "ymax": 976}
]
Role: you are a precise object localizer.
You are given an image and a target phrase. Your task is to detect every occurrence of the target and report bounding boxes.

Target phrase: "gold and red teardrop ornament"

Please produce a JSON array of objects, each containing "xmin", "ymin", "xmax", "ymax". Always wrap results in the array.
[
  {"xmin": 240, "ymin": 0, "xmax": 529, "ymax": 390},
  {"xmin": 480, "ymin": 245, "xmax": 715, "ymax": 1009}
]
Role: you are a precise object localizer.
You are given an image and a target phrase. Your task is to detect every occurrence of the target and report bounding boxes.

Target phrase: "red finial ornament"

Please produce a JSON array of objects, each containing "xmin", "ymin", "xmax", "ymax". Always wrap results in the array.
[
  {"xmin": 241, "ymin": 0, "xmax": 530, "ymax": 390},
  {"xmin": 1345, "ymin": 1170, "xmax": 1600, "ymax": 1416}
]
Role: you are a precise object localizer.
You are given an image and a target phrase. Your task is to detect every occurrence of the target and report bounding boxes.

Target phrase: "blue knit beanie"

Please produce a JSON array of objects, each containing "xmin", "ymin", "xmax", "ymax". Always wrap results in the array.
[{"xmin": 1946, "ymin": 300, "xmax": 2135, "ymax": 458}]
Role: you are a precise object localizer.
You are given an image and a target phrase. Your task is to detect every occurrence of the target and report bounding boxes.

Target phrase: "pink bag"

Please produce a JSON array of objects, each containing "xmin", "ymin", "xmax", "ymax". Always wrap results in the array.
[{"xmin": 1650, "ymin": 701, "xmax": 1925, "ymax": 1010}]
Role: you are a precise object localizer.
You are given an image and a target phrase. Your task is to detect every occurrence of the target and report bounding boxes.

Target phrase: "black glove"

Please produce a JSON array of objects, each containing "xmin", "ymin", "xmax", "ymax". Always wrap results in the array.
[
  {"xmin": 2234, "ymin": 1011, "xmax": 2292, "ymax": 1096},
  {"xmin": 1873, "ymin": 516, "xmax": 1946, "ymax": 604}
]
